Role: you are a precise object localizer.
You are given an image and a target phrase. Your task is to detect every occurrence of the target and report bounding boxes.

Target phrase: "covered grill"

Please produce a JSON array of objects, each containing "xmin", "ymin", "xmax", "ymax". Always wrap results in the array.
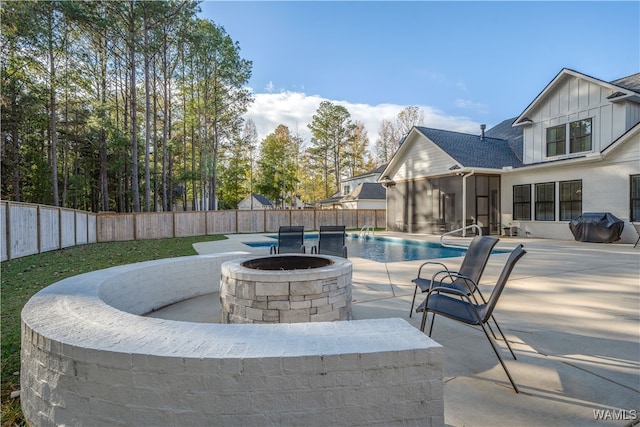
[{"xmin": 569, "ymin": 212, "xmax": 624, "ymax": 243}]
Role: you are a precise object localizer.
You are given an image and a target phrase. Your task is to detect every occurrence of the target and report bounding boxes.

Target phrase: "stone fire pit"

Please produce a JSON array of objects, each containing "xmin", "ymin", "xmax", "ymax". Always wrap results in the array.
[{"xmin": 220, "ymin": 254, "xmax": 352, "ymax": 323}]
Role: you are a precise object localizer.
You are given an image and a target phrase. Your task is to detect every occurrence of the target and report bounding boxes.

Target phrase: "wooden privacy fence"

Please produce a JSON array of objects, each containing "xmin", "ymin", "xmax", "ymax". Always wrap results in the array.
[
  {"xmin": 1, "ymin": 200, "xmax": 386, "ymax": 261},
  {"xmin": 1, "ymin": 201, "xmax": 98, "ymax": 261},
  {"xmin": 97, "ymin": 208, "xmax": 386, "ymax": 241}
]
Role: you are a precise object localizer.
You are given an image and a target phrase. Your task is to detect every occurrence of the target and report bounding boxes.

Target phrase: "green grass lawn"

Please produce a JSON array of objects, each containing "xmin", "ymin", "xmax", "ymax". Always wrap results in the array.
[{"xmin": 0, "ymin": 234, "xmax": 227, "ymax": 427}]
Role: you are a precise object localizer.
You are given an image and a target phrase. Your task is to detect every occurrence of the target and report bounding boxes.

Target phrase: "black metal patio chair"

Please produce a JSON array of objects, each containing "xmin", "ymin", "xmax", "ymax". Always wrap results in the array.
[
  {"xmin": 417, "ymin": 244, "xmax": 526, "ymax": 393},
  {"xmin": 270, "ymin": 226, "xmax": 305, "ymax": 254},
  {"xmin": 311, "ymin": 225, "xmax": 348, "ymax": 258},
  {"xmin": 409, "ymin": 236, "xmax": 499, "ymax": 317}
]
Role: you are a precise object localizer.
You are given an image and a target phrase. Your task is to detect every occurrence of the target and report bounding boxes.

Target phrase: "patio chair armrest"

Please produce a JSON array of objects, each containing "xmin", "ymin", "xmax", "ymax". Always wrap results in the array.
[
  {"xmin": 431, "ymin": 269, "xmax": 456, "ymax": 285},
  {"xmin": 428, "ymin": 285, "xmax": 469, "ymax": 299},
  {"xmin": 417, "ymin": 261, "xmax": 449, "ymax": 278},
  {"xmin": 438, "ymin": 272, "xmax": 479, "ymax": 295}
]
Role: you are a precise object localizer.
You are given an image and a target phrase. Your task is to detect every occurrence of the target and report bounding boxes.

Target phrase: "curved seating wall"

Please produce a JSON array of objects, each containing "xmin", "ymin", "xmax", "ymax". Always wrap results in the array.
[{"xmin": 21, "ymin": 253, "xmax": 444, "ymax": 426}]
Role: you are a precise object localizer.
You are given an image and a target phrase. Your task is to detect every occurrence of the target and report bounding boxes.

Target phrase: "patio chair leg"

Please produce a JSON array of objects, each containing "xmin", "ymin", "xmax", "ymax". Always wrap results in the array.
[
  {"xmin": 420, "ymin": 308, "xmax": 431, "ymax": 333},
  {"xmin": 485, "ymin": 321, "xmax": 499, "ymax": 340},
  {"xmin": 409, "ymin": 285, "xmax": 418, "ymax": 318},
  {"xmin": 490, "ymin": 315, "xmax": 517, "ymax": 360},
  {"xmin": 428, "ymin": 314, "xmax": 436, "ymax": 336},
  {"xmin": 480, "ymin": 322, "xmax": 519, "ymax": 393},
  {"xmin": 635, "ymin": 235, "xmax": 640, "ymax": 248}
]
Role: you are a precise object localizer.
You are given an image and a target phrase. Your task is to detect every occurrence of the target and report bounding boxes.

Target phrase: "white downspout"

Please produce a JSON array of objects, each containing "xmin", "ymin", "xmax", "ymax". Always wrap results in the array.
[{"xmin": 461, "ymin": 169, "xmax": 475, "ymax": 237}]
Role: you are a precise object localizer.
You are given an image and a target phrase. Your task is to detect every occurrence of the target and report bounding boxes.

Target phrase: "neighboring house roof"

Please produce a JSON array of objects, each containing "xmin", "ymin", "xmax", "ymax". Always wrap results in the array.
[
  {"xmin": 316, "ymin": 193, "xmax": 344, "ymax": 206},
  {"xmin": 414, "ymin": 126, "xmax": 523, "ymax": 169},
  {"xmin": 342, "ymin": 183, "xmax": 386, "ymax": 202},
  {"xmin": 251, "ymin": 193, "xmax": 273, "ymax": 207},
  {"xmin": 342, "ymin": 164, "xmax": 388, "ymax": 183}
]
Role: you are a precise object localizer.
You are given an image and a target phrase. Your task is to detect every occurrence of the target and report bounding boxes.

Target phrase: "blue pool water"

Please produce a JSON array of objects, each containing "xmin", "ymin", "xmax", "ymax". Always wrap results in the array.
[{"xmin": 244, "ymin": 233, "xmax": 473, "ymax": 263}]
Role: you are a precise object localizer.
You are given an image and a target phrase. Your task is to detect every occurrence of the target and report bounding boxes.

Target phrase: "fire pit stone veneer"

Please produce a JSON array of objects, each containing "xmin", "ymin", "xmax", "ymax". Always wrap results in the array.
[{"xmin": 220, "ymin": 254, "xmax": 352, "ymax": 324}]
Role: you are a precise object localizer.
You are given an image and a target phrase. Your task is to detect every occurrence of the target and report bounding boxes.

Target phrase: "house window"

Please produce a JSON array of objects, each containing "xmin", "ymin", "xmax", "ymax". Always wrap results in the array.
[
  {"xmin": 559, "ymin": 180, "xmax": 582, "ymax": 221},
  {"xmin": 546, "ymin": 125, "xmax": 566, "ymax": 157},
  {"xmin": 342, "ymin": 185, "xmax": 351, "ymax": 195},
  {"xmin": 546, "ymin": 118, "xmax": 592, "ymax": 157},
  {"xmin": 513, "ymin": 184, "xmax": 531, "ymax": 220},
  {"xmin": 535, "ymin": 182, "xmax": 555, "ymax": 221},
  {"xmin": 631, "ymin": 175, "xmax": 640, "ymax": 222},
  {"xmin": 570, "ymin": 119, "xmax": 592, "ymax": 153}
]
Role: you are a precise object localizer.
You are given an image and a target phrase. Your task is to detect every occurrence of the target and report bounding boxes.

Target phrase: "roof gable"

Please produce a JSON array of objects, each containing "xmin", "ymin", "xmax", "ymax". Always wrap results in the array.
[
  {"xmin": 415, "ymin": 126, "xmax": 523, "ymax": 169},
  {"xmin": 252, "ymin": 194, "xmax": 273, "ymax": 206},
  {"xmin": 342, "ymin": 183, "xmax": 386, "ymax": 201},
  {"xmin": 515, "ymin": 68, "xmax": 640, "ymax": 125}
]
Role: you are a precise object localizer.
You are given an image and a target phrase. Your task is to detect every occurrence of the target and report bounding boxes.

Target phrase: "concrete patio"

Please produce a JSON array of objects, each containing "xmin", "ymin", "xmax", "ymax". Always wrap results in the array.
[{"xmin": 151, "ymin": 233, "xmax": 640, "ymax": 427}]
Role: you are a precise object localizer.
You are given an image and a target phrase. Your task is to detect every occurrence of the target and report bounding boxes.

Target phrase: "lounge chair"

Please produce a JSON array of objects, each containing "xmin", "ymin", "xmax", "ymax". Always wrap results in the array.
[
  {"xmin": 417, "ymin": 244, "xmax": 526, "ymax": 393},
  {"xmin": 311, "ymin": 225, "xmax": 348, "ymax": 258},
  {"xmin": 409, "ymin": 236, "xmax": 499, "ymax": 317},
  {"xmin": 270, "ymin": 226, "xmax": 305, "ymax": 254}
]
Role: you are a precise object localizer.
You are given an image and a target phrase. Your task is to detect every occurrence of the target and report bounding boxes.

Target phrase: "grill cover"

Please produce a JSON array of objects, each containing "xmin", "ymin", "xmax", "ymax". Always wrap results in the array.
[{"xmin": 569, "ymin": 212, "xmax": 624, "ymax": 243}]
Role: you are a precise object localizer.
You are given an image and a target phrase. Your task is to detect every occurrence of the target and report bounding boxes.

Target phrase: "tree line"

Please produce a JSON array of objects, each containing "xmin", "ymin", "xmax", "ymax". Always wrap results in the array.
[{"xmin": 1, "ymin": 0, "xmax": 423, "ymax": 213}]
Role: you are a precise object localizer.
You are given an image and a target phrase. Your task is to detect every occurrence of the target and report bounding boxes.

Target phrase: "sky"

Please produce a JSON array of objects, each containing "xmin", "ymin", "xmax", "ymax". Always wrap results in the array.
[{"xmin": 198, "ymin": 1, "xmax": 640, "ymax": 152}]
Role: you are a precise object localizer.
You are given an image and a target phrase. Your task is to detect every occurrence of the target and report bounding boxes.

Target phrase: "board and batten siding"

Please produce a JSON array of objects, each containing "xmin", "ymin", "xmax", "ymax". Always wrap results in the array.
[{"xmin": 522, "ymin": 74, "xmax": 630, "ymax": 164}]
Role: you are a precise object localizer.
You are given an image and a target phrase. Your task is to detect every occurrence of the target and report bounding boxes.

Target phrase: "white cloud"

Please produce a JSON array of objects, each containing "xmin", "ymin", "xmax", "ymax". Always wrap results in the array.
[
  {"xmin": 244, "ymin": 90, "xmax": 482, "ymax": 153},
  {"xmin": 455, "ymin": 98, "xmax": 489, "ymax": 115}
]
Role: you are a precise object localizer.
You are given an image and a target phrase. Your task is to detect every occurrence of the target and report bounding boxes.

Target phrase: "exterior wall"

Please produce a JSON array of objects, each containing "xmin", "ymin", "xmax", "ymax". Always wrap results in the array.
[
  {"xmin": 623, "ymin": 100, "xmax": 640, "ymax": 130},
  {"xmin": 501, "ymin": 134, "xmax": 640, "ymax": 242},
  {"xmin": 390, "ymin": 134, "xmax": 455, "ymax": 181},
  {"xmin": 341, "ymin": 174, "xmax": 378, "ymax": 195},
  {"xmin": 341, "ymin": 200, "xmax": 385, "ymax": 210},
  {"xmin": 522, "ymin": 74, "xmax": 632, "ymax": 164}
]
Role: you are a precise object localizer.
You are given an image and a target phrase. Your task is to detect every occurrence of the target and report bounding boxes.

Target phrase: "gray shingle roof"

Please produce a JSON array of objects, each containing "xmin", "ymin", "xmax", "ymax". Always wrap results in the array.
[
  {"xmin": 342, "ymin": 183, "xmax": 386, "ymax": 201},
  {"xmin": 345, "ymin": 163, "xmax": 388, "ymax": 180},
  {"xmin": 252, "ymin": 193, "xmax": 273, "ymax": 206},
  {"xmin": 610, "ymin": 73, "xmax": 640, "ymax": 93},
  {"xmin": 415, "ymin": 125, "xmax": 523, "ymax": 169}
]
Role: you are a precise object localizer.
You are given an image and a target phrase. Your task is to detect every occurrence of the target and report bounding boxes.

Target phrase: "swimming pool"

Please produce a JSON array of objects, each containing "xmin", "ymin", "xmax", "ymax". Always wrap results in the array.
[{"xmin": 244, "ymin": 234, "xmax": 472, "ymax": 263}]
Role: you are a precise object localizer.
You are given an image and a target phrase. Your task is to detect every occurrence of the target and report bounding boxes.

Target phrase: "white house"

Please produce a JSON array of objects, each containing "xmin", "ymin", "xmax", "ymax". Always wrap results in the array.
[
  {"xmin": 237, "ymin": 193, "xmax": 274, "ymax": 210},
  {"xmin": 340, "ymin": 164, "xmax": 387, "ymax": 195},
  {"xmin": 316, "ymin": 164, "xmax": 387, "ymax": 209},
  {"xmin": 340, "ymin": 182, "xmax": 387, "ymax": 210},
  {"xmin": 380, "ymin": 68, "xmax": 640, "ymax": 243}
]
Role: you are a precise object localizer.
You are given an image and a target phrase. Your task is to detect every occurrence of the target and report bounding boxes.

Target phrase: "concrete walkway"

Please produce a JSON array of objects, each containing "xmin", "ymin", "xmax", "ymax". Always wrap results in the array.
[{"xmin": 154, "ymin": 233, "xmax": 640, "ymax": 427}]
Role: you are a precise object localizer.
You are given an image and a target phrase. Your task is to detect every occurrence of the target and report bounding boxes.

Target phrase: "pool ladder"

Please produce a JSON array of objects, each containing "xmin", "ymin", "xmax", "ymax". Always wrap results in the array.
[
  {"xmin": 359, "ymin": 225, "xmax": 374, "ymax": 237},
  {"xmin": 440, "ymin": 224, "xmax": 482, "ymax": 248}
]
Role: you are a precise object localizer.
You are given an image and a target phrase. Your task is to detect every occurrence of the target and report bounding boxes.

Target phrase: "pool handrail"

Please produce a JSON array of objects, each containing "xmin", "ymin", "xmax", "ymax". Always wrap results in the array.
[
  {"xmin": 440, "ymin": 224, "xmax": 482, "ymax": 248},
  {"xmin": 359, "ymin": 224, "xmax": 374, "ymax": 237}
]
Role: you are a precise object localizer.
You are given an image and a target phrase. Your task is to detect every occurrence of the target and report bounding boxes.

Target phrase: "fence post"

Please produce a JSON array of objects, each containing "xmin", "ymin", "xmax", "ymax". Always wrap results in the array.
[
  {"xmin": 58, "ymin": 206, "xmax": 62, "ymax": 251},
  {"xmin": 5, "ymin": 202, "xmax": 11, "ymax": 261}
]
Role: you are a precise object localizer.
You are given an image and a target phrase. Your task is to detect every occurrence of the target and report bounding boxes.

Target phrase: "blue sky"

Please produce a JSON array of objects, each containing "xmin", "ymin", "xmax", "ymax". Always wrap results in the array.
[{"xmin": 199, "ymin": 1, "xmax": 639, "ymax": 148}]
